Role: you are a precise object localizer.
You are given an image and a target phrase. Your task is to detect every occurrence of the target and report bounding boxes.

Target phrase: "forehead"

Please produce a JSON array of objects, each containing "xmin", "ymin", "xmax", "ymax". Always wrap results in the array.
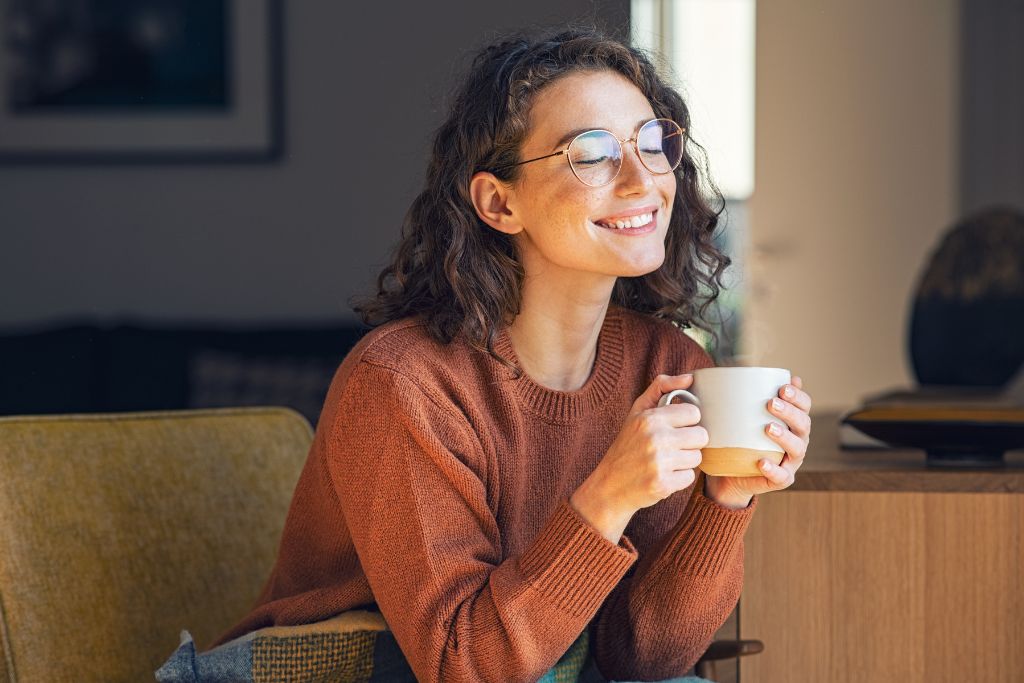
[{"xmin": 526, "ymin": 70, "xmax": 656, "ymax": 147}]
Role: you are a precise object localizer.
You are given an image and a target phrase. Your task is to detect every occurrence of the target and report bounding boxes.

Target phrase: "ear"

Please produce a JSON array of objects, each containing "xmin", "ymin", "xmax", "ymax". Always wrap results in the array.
[{"xmin": 469, "ymin": 171, "xmax": 523, "ymax": 235}]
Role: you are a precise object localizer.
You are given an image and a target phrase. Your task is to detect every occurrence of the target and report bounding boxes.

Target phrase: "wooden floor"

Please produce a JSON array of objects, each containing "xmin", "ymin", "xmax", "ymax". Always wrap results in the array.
[{"xmin": 740, "ymin": 491, "xmax": 1024, "ymax": 682}]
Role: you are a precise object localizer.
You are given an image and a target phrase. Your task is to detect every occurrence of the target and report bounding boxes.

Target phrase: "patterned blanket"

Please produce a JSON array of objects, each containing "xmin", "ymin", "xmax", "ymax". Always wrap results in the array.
[{"xmin": 155, "ymin": 610, "xmax": 589, "ymax": 682}]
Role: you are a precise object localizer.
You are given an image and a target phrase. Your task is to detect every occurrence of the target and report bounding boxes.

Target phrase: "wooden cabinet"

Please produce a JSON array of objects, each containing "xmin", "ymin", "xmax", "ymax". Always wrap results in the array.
[{"xmin": 738, "ymin": 414, "xmax": 1024, "ymax": 682}]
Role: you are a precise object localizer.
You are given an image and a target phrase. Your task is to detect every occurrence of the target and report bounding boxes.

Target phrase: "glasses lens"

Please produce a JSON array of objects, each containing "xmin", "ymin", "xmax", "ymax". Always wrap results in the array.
[
  {"xmin": 637, "ymin": 119, "xmax": 684, "ymax": 174},
  {"xmin": 567, "ymin": 130, "xmax": 622, "ymax": 187}
]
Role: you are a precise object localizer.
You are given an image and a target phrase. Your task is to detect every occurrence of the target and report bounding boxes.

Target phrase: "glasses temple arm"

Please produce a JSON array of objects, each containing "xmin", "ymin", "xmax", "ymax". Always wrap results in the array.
[{"xmin": 506, "ymin": 149, "xmax": 567, "ymax": 168}]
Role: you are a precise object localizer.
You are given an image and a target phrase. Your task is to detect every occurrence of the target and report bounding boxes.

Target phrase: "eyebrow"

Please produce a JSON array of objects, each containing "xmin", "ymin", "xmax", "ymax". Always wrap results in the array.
[{"xmin": 549, "ymin": 117, "xmax": 653, "ymax": 151}]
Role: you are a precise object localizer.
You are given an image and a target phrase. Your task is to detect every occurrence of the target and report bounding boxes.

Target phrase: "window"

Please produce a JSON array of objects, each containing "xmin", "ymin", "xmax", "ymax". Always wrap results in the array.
[{"xmin": 631, "ymin": 0, "xmax": 755, "ymax": 364}]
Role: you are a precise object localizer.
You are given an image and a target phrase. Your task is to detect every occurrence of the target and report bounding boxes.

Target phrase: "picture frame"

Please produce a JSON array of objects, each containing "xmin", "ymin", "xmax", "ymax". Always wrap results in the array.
[{"xmin": 0, "ymin": 0, "xmax": 283, "ymax": 163}]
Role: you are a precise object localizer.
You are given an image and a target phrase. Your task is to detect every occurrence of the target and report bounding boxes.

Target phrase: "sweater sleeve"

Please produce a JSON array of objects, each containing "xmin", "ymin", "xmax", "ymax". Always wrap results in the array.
[
  {"xmin": 586, "ymin": 328, "xmax": 756, "ymax": 680},
  {"xmin": 590, "ymin": 476, "xmax": 756, "ymax": 679},
  {"xmin": 324, "ymin": 360, "xmax": 637, "ymax": 683}
]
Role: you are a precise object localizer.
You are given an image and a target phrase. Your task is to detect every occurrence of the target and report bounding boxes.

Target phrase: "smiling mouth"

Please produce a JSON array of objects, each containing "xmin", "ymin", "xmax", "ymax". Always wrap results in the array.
[{"xmin": 594, "ymin": 210, "xmax": 657, "ymax": 231}]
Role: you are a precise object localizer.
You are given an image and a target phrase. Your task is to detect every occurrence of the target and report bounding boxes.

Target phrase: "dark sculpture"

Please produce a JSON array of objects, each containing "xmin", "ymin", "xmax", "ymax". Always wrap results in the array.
[{"xmin": 909, "ymin": 207, "xmax": 1024, "ymax": 387}]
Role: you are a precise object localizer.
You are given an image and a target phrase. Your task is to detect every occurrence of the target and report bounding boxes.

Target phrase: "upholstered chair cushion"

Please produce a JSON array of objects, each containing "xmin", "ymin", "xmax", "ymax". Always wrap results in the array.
[
  {"xmin": 154, "ymin": 610, "xmax": 591, "ymax": 683},
  {"xmin": 0, "ymin": 408, "xmax": 312, "ymax": 683}
]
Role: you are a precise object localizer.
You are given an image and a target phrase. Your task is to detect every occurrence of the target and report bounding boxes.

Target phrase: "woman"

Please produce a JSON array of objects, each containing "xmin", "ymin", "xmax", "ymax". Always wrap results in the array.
[{"xmin": 216, "ymin": 27, "xmax": 812, "ymax": 682}]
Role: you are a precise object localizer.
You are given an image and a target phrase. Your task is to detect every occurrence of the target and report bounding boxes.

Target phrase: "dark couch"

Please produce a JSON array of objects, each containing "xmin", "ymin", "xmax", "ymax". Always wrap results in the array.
[{"xmin": 0, "ymin": 321, "xmax": 368, "ymax": 426}]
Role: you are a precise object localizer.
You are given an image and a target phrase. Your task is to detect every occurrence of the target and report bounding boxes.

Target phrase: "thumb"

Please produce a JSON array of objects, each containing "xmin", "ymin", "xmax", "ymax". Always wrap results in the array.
[{"xmin": 632, "ymin": 373, "xmax": 694, "ymax": 413}]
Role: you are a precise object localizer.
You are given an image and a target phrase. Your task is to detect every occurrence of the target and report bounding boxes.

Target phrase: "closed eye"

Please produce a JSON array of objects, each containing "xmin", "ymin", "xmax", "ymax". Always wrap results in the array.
[{"xmin": 575, "ymin": 156, "xmax": 612, "ymax": 166}]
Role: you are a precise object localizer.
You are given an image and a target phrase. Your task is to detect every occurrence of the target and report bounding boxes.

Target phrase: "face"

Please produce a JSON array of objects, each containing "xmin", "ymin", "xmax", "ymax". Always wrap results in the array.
[{"xmin": 504, "ymin": 70, "xmax": 677, "ymax": 292}]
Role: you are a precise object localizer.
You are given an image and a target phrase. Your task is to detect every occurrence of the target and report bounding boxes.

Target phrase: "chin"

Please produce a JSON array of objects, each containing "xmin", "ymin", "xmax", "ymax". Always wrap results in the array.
[{"xmin": 620, "ymin": 252, "xmax": 666, "ymax": 277}]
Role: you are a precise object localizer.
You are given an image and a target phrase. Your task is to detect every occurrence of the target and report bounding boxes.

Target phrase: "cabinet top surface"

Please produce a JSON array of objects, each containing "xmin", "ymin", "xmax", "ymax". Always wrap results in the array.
[{"xmin": 793, "ymin": 412, "xmax": 1024, "ymax": 493}]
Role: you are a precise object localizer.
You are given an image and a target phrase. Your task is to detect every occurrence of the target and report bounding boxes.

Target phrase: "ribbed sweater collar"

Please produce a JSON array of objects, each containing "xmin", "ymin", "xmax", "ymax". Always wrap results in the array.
[{"xmin": 493, "ymin": 306, "xmax": 626, "ymax": 423}]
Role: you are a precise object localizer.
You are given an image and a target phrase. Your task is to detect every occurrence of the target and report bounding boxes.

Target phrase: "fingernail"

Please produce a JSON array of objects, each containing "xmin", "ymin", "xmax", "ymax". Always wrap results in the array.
[
  {"xmin": 768, "ymin": 422, "xmax": 782, "ymax": 436},
  {"xmin": 772, "ymin": 398, "xmax": 784, "ymax": 411},
  {"xmin": 760, "ymin": 460, "xmax": 772, "ymax": 471},
  {"xmin": 783, "ymin": 386, "xmax": 794, "ymax": 398}
]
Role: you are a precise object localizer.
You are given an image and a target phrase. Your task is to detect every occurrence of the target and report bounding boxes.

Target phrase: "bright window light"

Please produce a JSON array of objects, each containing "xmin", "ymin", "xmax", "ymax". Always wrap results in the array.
[{"xmin": 631, "ymin": 0, "xmax": 756, "ymax": 200}]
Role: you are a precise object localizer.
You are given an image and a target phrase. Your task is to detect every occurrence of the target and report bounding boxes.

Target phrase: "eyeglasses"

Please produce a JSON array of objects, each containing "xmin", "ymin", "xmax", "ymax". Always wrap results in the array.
[{"xmin": 500, "ymin": 118, "xmax": 685, "ymax": 187}]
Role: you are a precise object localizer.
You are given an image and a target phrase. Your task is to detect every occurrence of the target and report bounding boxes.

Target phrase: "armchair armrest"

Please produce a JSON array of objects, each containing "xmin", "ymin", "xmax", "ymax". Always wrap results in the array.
[{"xmin": 695, "ymin": 639, "xmax": 764, "ymax": 680}]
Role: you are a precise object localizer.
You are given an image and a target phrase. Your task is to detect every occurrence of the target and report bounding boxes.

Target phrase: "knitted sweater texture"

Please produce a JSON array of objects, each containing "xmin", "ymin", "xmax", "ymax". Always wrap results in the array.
[{"xmin": 216, "ymin": 304, "xmax": 757, "ymax": 682}]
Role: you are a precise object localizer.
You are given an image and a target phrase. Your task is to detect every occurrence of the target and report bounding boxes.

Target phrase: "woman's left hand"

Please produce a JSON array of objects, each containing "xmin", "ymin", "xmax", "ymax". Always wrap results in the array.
[{"xmin": 703, "ymin": 375, "xmax": 813, "ymax": 509}]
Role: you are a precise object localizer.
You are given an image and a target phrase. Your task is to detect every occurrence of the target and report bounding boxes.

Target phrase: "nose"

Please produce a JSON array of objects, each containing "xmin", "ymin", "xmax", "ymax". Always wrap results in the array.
[{"xmin": 613, "ymin": 141, "xmax": 654, "ymax": 195}]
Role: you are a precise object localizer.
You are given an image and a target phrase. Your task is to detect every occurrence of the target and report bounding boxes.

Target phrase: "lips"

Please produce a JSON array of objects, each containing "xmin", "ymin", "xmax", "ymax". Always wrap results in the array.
[
  {"xmin": 593, "ymin": 205, "xmax": 660, "ymax": 230},
  {"xmin": 593, "ymin": 211, "xmax": 655, "ymax": 231}
]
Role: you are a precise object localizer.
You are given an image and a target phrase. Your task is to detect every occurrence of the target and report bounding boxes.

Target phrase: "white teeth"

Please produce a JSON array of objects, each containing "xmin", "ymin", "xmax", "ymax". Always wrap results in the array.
[{"xmin": 597, "ymin": 212, "xmax": 653, "ymax": 229}]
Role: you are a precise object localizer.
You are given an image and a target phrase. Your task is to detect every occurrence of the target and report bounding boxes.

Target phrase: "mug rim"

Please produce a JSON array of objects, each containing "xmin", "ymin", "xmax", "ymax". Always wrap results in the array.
[{"xmin": 694, "ymin": 366, "xmax": 790, "ymax": 374}]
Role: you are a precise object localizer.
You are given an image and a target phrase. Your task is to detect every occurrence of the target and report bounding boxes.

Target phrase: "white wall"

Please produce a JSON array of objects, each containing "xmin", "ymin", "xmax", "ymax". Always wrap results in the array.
[
  {"xmin": 1, "ymin": 0, "xmax": 971, "ymax": 415},
  {"xmin": 0, "ymin": 2, "xmax": 628, "ymax": 327},
  {"xmin": 743, "ymin": 0, "xmax": 960, "ymax": 412}
]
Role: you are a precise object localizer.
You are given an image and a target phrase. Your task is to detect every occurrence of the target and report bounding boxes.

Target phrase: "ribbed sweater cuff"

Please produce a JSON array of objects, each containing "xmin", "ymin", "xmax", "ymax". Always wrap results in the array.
[
  {"xmin": 661, "ymin": 489, "xmax": 757, "ymax": 577},
  {"xmin": 519, "ymin": 500, "xmax": 637, "ymax": 618}
]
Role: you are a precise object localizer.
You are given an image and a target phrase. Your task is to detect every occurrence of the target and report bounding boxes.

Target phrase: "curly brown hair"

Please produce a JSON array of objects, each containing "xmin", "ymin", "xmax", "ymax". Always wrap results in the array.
[{"xmin": 350, "ymin": 26, "xmax": 732, "ymax": 375}]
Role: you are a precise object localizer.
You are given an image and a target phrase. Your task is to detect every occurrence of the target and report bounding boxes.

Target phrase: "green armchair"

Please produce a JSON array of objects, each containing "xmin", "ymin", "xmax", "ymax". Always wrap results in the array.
[
  {"xmin": 0, "ymin": 408, "xmax": 311, "ymax": 682},
  {"xmin": 0, "ymin": 408, "xmax": 760, "ymax": 682}
]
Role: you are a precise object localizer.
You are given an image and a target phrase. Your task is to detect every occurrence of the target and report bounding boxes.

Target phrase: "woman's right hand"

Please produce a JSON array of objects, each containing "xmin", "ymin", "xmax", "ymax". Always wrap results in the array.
[{"xmin": 569, "ymin": 374, "xmax": 708, "ymax": 543}]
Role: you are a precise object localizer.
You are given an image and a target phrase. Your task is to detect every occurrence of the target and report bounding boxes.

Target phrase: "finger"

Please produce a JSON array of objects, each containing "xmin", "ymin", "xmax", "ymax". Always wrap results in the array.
[
  {"xmin": 669, "ymin": 449, "xmax": 702, "ymax": 472},
  {"xmin": 650, "ymin": 421, "xmax": 707, "ymax": 452},
  {"xmin": 765, "ymin": 422, "xmax": 807, "ymax": 467},
  {"xmin": 656, "ymin": 402, "xmax": 703, "ymax": 428},
  {"xmin": 757, "ymin": 457, "xmax": 795, "ymax": 488},
  {"xmin": 781, "ymin": 378, "xmax": 813, "ymax": 414},
  {"xmin": 635, "ymin": 373, "xmax": 694, "ymax": 412},
  {"xmin": 777, "ymin": 450, "xmax": 804, "ymax": 476},
  {"xmin": 768, "ymin": 397, "xmax": 812, "ymax": 438},
  {"xmin": 673, "ymin": 425, "xmax": 709, "ymax": 451},
  {"xmin": 770, "ymin": 450, "xmax": 804, "ymax": 489},
  {"xmin": 665, "ymin": 467, "xmax": 698, "ymax": 493}
]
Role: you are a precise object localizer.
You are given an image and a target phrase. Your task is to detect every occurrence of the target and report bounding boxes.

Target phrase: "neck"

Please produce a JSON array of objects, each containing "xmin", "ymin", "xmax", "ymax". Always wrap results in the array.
[{"xmin": 506, "ymin": 279, "xmax": 615, "ymax": 392}]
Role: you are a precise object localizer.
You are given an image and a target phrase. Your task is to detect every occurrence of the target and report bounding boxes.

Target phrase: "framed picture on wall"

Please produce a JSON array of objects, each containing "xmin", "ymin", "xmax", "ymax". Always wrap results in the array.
[{"xmin": 0, "ymin": 0, "xmax": 283, "ymax": 162}]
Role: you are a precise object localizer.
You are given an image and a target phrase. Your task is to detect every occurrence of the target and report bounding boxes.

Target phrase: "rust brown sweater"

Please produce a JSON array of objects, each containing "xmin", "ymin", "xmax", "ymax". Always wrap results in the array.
[{"xmin": 217, "ymin": 304, "xmax": 757, "ymax": 682}]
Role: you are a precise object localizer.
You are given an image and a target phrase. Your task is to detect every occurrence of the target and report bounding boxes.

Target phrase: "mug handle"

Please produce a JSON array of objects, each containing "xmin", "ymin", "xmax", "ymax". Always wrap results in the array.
[{"xmin": 657, "ymin": 389, "xmax": 701, "ymax": 408}]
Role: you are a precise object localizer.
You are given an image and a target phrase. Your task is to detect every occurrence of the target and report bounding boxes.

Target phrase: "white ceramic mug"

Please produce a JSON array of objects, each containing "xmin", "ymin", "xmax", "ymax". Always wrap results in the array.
[{"xmin": 657, "ymin": 366, "xmax": 792, "ymax": 477}]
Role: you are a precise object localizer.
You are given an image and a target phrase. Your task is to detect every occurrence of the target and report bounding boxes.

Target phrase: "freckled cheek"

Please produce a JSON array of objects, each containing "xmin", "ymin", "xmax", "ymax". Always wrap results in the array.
[
  {"xmin": 543, "ymin": 188, "xmax": 600, "ymax": 228},
  {"xmin": 658, "ymin": 175, "xmax": 677, "ymax": 207}
]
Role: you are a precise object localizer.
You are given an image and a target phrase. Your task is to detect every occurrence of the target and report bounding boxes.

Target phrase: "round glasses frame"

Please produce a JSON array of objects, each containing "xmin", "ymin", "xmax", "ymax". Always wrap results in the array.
[{"xmin": 498, "ymin": 118, "xmax": 686, "ymax": 187}]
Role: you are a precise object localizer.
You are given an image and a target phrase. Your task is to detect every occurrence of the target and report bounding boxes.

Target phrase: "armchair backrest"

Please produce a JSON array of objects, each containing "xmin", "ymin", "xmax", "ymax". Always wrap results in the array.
[{"xmin": 0, "ymin": 408, "xmax": 312, "ymax": 682}]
